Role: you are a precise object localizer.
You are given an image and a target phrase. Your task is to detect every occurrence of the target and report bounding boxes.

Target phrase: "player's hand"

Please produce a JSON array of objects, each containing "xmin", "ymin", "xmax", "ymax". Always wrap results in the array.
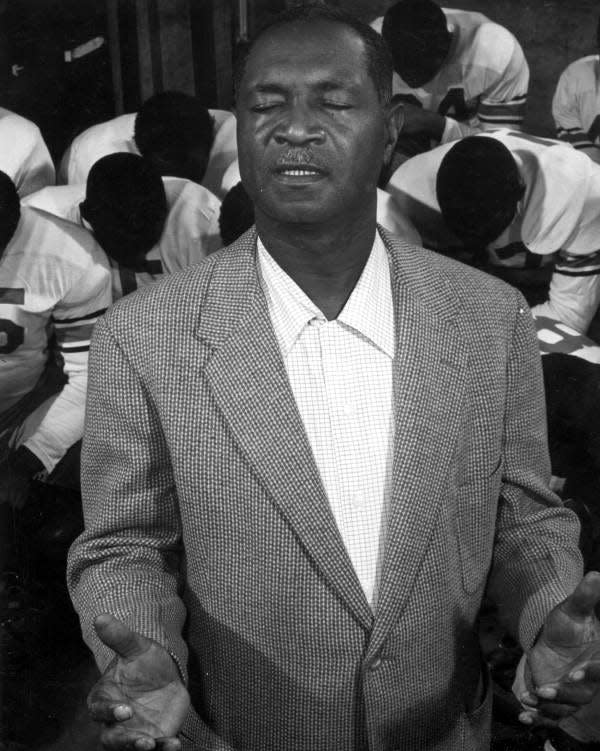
[
  {"xmin": 518, "ymin": 572, "xmax": 600, "ymax": 737},
  {"xmin": 0, "ymin": 446, "xmax": 43, "ymax": 507},
  {"xmin": 89, "ymin": 614, "xmax": 190, "ymax": 750}
]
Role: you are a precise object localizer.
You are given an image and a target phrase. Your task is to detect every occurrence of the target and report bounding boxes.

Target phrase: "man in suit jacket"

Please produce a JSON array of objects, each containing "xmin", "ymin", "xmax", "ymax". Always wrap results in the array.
[{"xmin": 67, "ymin": 5, "xmax": 600, "ymax": 750}]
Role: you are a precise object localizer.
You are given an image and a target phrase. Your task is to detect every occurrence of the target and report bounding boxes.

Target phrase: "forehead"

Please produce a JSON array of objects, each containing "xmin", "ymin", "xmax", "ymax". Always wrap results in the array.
[{"xmin": 242, "ymin": 20, "xmax": 371, "ymax": 92}]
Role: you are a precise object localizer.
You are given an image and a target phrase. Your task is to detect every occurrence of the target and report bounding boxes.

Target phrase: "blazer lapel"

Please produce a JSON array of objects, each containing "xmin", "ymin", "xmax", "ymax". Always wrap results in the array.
[
  {"xmin": 368, "ymin": 229, "xmax": 469, "ymax": 655},
  {"xmin": 194, "ymin": 231, "xmax": 373, "ymax": 630}
]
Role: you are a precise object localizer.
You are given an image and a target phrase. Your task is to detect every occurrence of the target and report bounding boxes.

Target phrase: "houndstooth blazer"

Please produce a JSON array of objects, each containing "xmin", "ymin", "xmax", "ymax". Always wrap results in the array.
[{"xmin": 68, "ymin": 227, "xmax": 583, "ymax": 751}]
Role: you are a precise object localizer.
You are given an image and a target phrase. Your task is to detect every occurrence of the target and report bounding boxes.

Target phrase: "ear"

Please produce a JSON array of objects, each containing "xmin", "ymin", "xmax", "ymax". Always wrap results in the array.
[{"xmin": 382, "ymin": 95, "xmax": 404, "ymax": 166}]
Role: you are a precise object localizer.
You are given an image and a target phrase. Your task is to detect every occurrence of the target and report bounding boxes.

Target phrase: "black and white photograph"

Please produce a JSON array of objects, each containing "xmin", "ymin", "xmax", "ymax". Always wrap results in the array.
[{"xmin": 1, "ymin": 2, "xmax": 600, "ymax": 750}]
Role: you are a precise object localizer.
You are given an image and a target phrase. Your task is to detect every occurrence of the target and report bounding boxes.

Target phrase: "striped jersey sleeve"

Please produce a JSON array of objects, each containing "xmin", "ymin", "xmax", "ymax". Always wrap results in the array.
[
  {"xmin": 52, "ymin": 244, "xmax": 112, "ymax": 355},
  {"xmin": 552, "ymin": 57, "xmax": 600, "ymax": 154},
  {"xmin": 3, "ymin": 210, "xmax": 112, "ymax": 471},
  {"xmin": 535, "ymin": 315, "xmax": 600, "ymax": 363},
  {"xmin": 53, "ymin": 307, "xmax": 108, "ymax": 355},
  {"xmin": 476, "ymin": 23, "xmax": 529, "ymax": 130}
]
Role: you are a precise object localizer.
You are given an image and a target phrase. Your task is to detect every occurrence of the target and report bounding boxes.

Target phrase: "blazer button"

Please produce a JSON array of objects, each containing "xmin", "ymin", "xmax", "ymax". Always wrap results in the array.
[{"xmin": 370, "ymin": 656, "xmax": 382, "ymax": 671}]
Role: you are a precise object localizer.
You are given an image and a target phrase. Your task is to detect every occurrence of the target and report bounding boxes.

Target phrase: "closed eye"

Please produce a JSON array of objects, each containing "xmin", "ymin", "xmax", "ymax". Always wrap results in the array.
[
  {"xmin": 322, "ymin": 100, "xmax": 352, "ymax": 110},
  {"xmin": 251, "ymin": 101, "xmax": 285, "ymax": 112}
]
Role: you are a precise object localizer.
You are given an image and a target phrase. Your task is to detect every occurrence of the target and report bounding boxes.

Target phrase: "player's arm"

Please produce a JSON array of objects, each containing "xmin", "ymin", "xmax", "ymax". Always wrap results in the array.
[
  {"xmin": 376, "ymin": 189, "xmax": 422, "ymax": 245},
  {"xmin": 18, "ymin": 125, "xmax": 56, "ymax": 197},
  {"xmin": 552, "ymin": 66, "xmax": 600, "ymax": 164},
  {"xmin": 205, "ymin": 110, "xmax": 238, "ymax": 199},
  {"xmin": 0, "ymin": 118, "xmax": 55, "ymax": 198},
  {"xmin": 13, "ymin": 251, "xmax": 111, "ymax": 475},
  {"xmin": 477, "ymin": 26, "xmax": 529, "ymax": 132},
  {"xmin": 532, "ymin": 249, "xmax": 600, "ymax": 334},
  {"xmin": 486, "ymin": 292, "xmax": 583, "ymax": 650},
  {"xmin": 200, "ymin": 193, "xmax": 224, "ymax": 256},
  {"xmin": 175, "ymin": 188, "xmax": 223, "ymax": 270}
]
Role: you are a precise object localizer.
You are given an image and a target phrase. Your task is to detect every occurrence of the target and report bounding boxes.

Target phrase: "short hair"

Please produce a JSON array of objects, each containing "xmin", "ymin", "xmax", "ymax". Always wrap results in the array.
[
  {"xmin": 219, "ymin": 182, "xmax": 255, "ymax": 245},
  {"xmin": 134, "ymin": 91, "xmax": 216, "ymax": 162},
  {"xmin": 381, "ymin": 0, "xmax": 450, "ymax": 81},
  {"xmin": 83, "ymin": 153, "xmax": 167, "ymax": 267},
  {"xmin": 0, "ymin": 170, "xmax": 20, "ymax": 252},
  {"xmin": 436, "ymin": 136, "xmax": 525, "ymax": 246},
  {"xmin": 234, "ymin": 3, "xmax": 393, "ymax": 106}
]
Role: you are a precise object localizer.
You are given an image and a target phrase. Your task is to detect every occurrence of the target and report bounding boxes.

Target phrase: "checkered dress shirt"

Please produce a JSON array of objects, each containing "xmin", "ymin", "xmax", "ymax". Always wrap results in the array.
[{"xmin": 257, "ymin": 232, "xmax": 395, "ymax": 607}]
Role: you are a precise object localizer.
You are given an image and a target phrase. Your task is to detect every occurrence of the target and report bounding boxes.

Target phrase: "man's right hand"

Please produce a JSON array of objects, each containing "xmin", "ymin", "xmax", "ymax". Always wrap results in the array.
[{"xmin": 89, "ymin": 613, "xmax": 190, "ymax": 750}]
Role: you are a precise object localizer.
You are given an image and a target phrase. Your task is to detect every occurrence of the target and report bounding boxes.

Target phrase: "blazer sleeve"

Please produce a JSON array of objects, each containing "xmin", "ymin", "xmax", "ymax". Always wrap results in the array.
[
  {"xmin": 67, "ymin": 313, "xmax": 189, "ymax": 678},
  {"xmin": 487, "ymin": 297, "xmax": 583, "ymax": 650}
]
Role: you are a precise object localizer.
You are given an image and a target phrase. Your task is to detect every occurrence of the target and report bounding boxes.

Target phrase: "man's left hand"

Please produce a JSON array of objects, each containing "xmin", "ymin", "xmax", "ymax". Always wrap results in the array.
[{"xmin": 519, "ymin": 572, "xmax": 600, "ymax": 738}]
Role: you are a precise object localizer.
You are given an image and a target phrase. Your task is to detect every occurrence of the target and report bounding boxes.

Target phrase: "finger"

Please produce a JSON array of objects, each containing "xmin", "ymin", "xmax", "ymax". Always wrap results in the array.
[
  {"xmin": 560, "ymin": 571, "xmax": 600, "ymax": 619},
  {"xmin": 519, "ymin": 710, "xmax": 559, "ymax": 729},
  {"xmin": 567, "ymin": 661, "xmax": 600, "ymax": 683},
  {"xmin": 520, "ymin": 690, "xmax": 539, "ymax": 708},
  {"xmin": 536, "ymin": 681, "xmax": 597, "ymax": 705},
  {"xmin": 101, "ymin": 726, "xmax": 157, "ymax": 751},
  {"xmin": 154, "ymin": 738, "xmax": 182, "ymax": 751},
  {"xmin": 88, "ymin": 699, "xmax": 133, "ymax": 724},
  {"xmin": 94, "ymin": 614, "xmax": 152, "ymax": 660},
  {"xmin": 531, "ymin": 700, "xmax": 580, "ymax": 720}
]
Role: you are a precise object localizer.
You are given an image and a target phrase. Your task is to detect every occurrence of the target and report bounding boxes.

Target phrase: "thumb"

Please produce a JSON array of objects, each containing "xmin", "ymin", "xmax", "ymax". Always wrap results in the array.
[
  {"xmin": 560, "ymin": 572, "xmax": 600, "ymax": 620},
  {"xmin": 94, "ymin": 613, "xmax": 152, "ymax": 660}
]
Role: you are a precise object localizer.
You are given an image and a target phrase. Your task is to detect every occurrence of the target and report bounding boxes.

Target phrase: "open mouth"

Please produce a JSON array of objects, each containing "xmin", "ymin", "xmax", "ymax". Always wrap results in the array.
[
  {"xmin": 274, "ymin": 164, "xmax": 326, "ymax": 182},
  {"xmin": 278, "ymin": 168, "xmax": 321, "ymax": 176}
]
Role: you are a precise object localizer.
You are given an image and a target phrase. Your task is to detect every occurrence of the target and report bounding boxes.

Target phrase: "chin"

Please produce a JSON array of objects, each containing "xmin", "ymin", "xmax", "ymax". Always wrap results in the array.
[{"xmin": 259, "ymin": 195, "xmax": 331, "ymax": 224}]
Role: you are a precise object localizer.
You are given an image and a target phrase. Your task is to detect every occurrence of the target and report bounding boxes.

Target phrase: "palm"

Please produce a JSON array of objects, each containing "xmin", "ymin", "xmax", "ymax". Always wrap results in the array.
[
  {"xmin": 529, "ymin": 597, "xmax": 600, "ymax": 688},
  {"xmin": 89, "ymin": 615, "xmax": 190, "ymax": 749},
  {"xmin": 98, "ymin": 646, "xmax": 189, "ymax": 738}
]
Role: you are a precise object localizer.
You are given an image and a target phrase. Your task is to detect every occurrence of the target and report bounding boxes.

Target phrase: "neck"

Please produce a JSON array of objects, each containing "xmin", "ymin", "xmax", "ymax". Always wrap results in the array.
[{"xmin": 256, "ymin": 206, "xmax": 378, "ymax": 321}]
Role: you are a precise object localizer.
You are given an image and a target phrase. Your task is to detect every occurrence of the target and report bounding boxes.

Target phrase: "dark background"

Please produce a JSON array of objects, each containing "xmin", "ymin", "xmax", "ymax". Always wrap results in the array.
[
  {"xmin": 1, "ymin": 2, "xmax": 598, "ymax": 750},
  {"xmin": 1, "ymin": 0, "xmax": 598, "ymax": 164}
]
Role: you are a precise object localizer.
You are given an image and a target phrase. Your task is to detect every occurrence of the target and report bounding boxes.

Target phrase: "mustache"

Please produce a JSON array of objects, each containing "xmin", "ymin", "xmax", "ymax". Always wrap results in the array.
[{"xmin": 275, "ymin": 149, "xmax": 325, "ymax": 170}]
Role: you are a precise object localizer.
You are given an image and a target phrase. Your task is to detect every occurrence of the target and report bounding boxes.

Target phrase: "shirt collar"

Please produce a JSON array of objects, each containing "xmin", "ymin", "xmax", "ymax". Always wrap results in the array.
[{"xmin": 257, "ymin": 231, "xmax": 395, "ymax": 359}]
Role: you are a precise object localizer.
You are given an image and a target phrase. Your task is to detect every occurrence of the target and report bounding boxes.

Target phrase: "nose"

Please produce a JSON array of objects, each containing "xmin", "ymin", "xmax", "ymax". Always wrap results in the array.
[{"xmin": 273, "ymin": 99, "xmax": 325, "ymax": 146}]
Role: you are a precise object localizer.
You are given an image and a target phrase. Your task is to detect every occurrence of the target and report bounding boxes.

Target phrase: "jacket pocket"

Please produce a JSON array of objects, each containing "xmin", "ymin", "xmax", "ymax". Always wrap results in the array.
[{"xmin": 461, "ymin": 665, "xmax": 493, "ymax": 750}]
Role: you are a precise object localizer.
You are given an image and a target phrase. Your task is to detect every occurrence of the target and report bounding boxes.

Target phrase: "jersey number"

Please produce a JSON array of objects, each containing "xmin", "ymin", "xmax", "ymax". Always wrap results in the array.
[
  {"xmin": 0, "ymin": 318, "xmax": 24, "ymax": 354},
  {"xmin": 0, "ymin": 287, "xmax": 25, "ymax": 354}
]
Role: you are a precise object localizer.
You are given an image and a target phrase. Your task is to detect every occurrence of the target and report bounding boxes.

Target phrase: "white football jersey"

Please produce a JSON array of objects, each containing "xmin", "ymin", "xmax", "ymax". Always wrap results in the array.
[
  {"xmin": 372, "ymin": 9, "xmax": 529, "ymax": 142},
  {"xmin": 23, "ymin": 177, "xmax": 222, "ymax": 301},
  {"xmin": 376, "ymin": 189, "xmax": 421, "ymax": 245},
  {"xmin": 535, "ymin": 315, "xmax": 600, "ymax": 364},
  {"xmin": 386, "ymin": 129, "xmax": 600, "ymax": 257},
  {"xmin": 0, "ymin": 108, "xmax": 55, "ymax": 197},
  {"xmin": 0, "ymin": 207, "xmax": 111, "ymax": 469},
  {"xmin": 220, "ymin": 160, "xmax": 242, "ymax": 195},
  {"xmin": 58, "ymin": 109, "xmax": 238, "ymax": 198},
  {"xmin": 552, "ymin": 55, "xmax": 600, "ymax": 161}
]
